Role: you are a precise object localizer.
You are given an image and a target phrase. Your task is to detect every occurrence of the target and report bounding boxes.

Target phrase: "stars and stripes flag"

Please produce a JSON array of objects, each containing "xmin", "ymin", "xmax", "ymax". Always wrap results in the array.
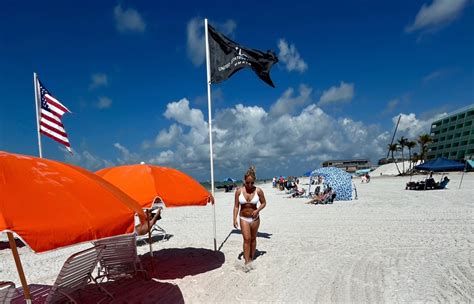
[{"xmin": 37, "ymin": 78, "xmax": 73, "ymax": 153}]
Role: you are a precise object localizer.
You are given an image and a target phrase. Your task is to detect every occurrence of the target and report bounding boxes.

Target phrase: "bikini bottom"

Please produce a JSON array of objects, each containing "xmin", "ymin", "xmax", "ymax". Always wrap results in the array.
[{"xmin": 240, "ymin": 216, "xmax": 259, "ymax": 224}]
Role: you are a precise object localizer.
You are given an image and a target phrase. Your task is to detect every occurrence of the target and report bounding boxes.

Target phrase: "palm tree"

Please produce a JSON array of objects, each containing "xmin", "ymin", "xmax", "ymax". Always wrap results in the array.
[
  {"xmin": 406, "ymin": 140, "xmax": 417, "ymax": 171},
  {"xmin": 411, "ymin": 152, "xmax": 420, "ymax": 169},
  {"xmin": 417, "ymin": 134, "xmax": 433, "ymax": 162},
  {"xmin": 397, "ymin": 136, "xmax": 408, "ymax": 174},
  {"xmin": 388, "ymin": 143, "xmax": 401, "ymax": 175}
]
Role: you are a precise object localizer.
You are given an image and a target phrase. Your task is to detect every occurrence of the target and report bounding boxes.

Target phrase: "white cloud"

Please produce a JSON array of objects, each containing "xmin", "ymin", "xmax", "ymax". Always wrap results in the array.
[
  {"xmin": 186, "ymin": 17, "xmax": 236, "ymax": 66},
  {"xmin": 269, "ymin": 84, "xmax": 312, "ymax": 117},
  {"xmin": 64, "ymin": 149, "xmax": 114, "ymax": 170},
  {"xmin": 140, "ymin": 86, "xmax": 395, "ymax": 179},
  {"xmin": 381, "ymin": 98, "xmax": 399, "ymax": 115},
  {"xmin": 114, "ymin": 4, "xmax": 146, "ymax": 33},
  {"xmin": 148, "ymin": 150, "xmax": 174, "ymax": 164},
  {"xmin": 89, "ymin": 73, "xmax": 108, "ymax": 89},
  {"xmin": 96, "ymin": 97, "xmax": 112, "ymax": 109},
  {"xmin": 114, "ymin": 142, "xmax": 141, "ymax": 164},
  {"xmin": 277, "ymin": 39, "xmax": 308, "ymax": 73},
  {"xmin": 63, "ymin": 89, "xmax": 451, "ymax": 180},
  {"xmin": 154, "ymin": 124, "xmax": 183, "ymax": 147},
  {"xmin": 394, "ymin": 112, "xmax": 447, "ymax": 138},
  {"xmin": 318, "ymin": 81, "xmax": 355, "ymax": 106},
  {"xmin": 406, "ymin": 0, "xmax": 468, "ymax": 33}
]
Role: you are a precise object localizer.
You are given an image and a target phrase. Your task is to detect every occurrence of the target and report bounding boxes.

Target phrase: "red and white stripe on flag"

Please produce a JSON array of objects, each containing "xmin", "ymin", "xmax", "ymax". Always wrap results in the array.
[{"xmin": 37, "ymin": 78, "xmax": 73, "ymax": 153}]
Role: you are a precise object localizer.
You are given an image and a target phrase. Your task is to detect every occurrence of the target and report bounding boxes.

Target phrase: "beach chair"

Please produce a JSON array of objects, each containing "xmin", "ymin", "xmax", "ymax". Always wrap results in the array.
[
  {"xmin": 94, "ymin": 234, "xmax": 148, "ymax": 282},
  {"xmin": 13, "ymin": 245, "xmax": 111, "ymax": 303},
  {"xmin": 0, "ymin": 281, "xmax": 17, "ymax": 304}
]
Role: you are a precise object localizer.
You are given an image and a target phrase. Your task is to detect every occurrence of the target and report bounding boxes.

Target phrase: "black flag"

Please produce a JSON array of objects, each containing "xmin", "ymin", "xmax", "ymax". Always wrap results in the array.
[{"xmin": 208, "ymin": 24, "xmax": 278, "ymax": 88}]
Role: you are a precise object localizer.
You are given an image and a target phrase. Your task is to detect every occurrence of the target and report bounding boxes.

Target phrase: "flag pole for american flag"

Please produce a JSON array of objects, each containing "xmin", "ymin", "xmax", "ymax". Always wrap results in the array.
[
  {"xmin": 33, "ymin": 72, "xmax": 43, "ymax": 158},
  {"xmin": 205, "ymin": 18, "xmax": 217, "ymax": 251}
]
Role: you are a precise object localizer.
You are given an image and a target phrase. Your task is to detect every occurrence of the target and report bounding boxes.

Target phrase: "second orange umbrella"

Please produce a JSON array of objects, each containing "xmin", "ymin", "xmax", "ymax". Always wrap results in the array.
[{"xmin": 96, "ymin": 164, "xmax": 212, "ymax": 208}]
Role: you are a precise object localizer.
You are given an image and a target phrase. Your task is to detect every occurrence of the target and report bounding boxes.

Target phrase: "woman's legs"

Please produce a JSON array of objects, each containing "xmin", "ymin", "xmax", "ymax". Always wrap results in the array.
[
  {"xmin": 249, "ymin": 218, "xmax": 260, "ymax": 261},
  {"xmin": 240, "ymin": 219, "xmax": 252, "ymax": 264}
]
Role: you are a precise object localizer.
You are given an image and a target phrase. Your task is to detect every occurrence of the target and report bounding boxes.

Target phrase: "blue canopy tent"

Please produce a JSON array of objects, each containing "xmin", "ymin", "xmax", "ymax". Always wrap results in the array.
[
  {"xmin": 223, "ymin": 177, "xmax": 236, "ymax": 182},
  {"xmin": 415, "ymin": 157, "xmax": 465, "ymax": 189},
  {"xmin": 311, "ymin": 167, "xmax": 353, "ymax": 200},
  {"xmin": 414, "ymin": 157, "xmax": 464, "ymax": 171}
]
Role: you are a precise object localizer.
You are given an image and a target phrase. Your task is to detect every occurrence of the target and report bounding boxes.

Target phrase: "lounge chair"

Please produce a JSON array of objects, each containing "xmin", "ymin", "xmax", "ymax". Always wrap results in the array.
[
  {"xmin": 0, "ymin": 281, "xmax": 17, "ymax": 304},
  {"xmin": 94, "ymin": 234, "xmax": 147, "ymax": 282},
  {"xmin": 12, "ymin": 245, "xmax": 111, "ymax": 303}
]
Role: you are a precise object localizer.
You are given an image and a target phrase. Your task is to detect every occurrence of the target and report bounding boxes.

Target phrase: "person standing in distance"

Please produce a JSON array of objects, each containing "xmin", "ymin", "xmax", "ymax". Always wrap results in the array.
[{"xmin": 233, "ymin": 166, "xmax": 267, "ymax": 268}]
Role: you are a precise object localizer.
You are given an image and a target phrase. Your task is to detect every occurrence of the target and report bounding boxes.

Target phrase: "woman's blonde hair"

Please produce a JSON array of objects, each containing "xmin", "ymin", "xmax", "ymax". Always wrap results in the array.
[{"xmin": 244, "ymin": 166, "xmax": 256, "ymax": 180}]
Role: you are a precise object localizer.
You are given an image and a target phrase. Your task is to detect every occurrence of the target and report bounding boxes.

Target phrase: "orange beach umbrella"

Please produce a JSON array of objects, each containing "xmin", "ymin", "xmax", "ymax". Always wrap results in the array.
[
  {"xmin": 0, "ymin": 151, "xmax": 146, "ymax": 301},
  {"xmin": 96, "ymin": 164, "xmax": 212, "ymax": 208}
]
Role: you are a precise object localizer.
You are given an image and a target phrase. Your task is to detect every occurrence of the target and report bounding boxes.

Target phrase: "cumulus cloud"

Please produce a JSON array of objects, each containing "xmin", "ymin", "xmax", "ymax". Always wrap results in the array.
[
  {"xmin": 89, "ymin": 73, "xmax": 108, "ymax": 90},
  {"xmin": 64, "ymin": 149, "xmax": 114, "ymax": 170},
  {"xmin": 114, "ymin": 4, "xmax": 146, "ymax": 33},
  {"xmin": 65, "ymin": 88, "xmax": 452, "ymax": 180},
  {"xmin": 138, "ymin": 86, "xmax": 398, "ymax": 179},
  {"xmin": 318, "ymin": 81, "xmax": 355, "ymax": 106},
  {"xmin": 406, "ymin": 0, "xmax": 468, "ymax": 33},
  {"xmin": 394, "ymin": 112, "xmax": 447, "ymax": 138},
  {"xmin": 114, "ymin": 142, "xmax": 141, "ymax": 164},
  {"xmin": 277, "ymin": 39, "xmax": 308, "ymax": 73},
  {"xmin": 269, "ymin": 84, "xmax": 312, "ymax": 117},
  {"xmin": 96, "ymin": 97, "xmax": 112, "ymax": 109},
  {"xmin": 186, "ymin": 17, "xmax": 236, "ymax": 66}
]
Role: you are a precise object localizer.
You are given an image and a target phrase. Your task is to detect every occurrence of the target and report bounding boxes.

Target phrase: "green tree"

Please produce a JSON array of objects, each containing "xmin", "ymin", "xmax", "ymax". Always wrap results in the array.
[
  {"xmin": 417, "ymin": 134, "xmax": 433, "ymax": 162},
  {"xmin": 388, "ymin": 143, "xmax": 401, "ymax": 175},
  {"xmin": 406, "ymin": 140, "xmax": 417, "ymax": 171},
  {"xmin": 397, "ymin": 136, "xmax": 408, "ymax": 174}
]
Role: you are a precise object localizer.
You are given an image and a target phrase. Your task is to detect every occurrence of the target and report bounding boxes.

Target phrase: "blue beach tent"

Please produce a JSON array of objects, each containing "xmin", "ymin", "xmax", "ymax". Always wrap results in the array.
[
  {"xmin": 311, "ymin": 167, "xmax": 353, "ymax": 200},
  {"xmin": 414, "ymin": 157, "xmax": 464, "ymax": 172}
]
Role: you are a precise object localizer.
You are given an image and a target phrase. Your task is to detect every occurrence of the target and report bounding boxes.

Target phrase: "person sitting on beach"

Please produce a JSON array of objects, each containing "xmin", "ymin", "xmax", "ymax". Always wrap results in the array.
[
  {"xmin": 435, "ymin": 176, "xmax": 450, "ymax": 189},
  {"xmin": 135, "ymin": 208, "xmax": 162, "ymax": 236},
  {"xmin": 233, "ymin": 166, "xmax": 267, "ymax": 270},
  {"xmin": 306, "ymin": 187, "xmax": 333, "ymax": 204},
  {"xmin": 290, "ymin": 180, "xmax": 306, "ymax": 198}
]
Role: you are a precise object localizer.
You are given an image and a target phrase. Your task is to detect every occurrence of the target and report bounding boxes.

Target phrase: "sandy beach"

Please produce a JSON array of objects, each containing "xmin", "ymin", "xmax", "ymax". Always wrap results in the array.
[{"xmin": 1, "ymin": 172, "xmax": 473, "ymax": 303}]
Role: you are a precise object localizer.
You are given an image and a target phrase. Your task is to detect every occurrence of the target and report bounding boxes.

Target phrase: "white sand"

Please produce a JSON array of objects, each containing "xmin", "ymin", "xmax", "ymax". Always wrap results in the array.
[{"xmin": 1, "ymin": 173, "xmax": 473, "ymax": 303}]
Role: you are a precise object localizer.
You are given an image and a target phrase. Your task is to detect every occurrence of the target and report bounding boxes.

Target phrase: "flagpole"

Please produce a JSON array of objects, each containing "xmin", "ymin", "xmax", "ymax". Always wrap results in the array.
[
  {"xmin": 205, "ymin": 18, "xmax": 217, "ymax": 251},
  {"xmin": 33, "ymin": 72, "xmax": 43, "ymax": 158}
]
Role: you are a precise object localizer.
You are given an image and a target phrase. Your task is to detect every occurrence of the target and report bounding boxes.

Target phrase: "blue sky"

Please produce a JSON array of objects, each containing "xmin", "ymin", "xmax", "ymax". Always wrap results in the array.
[{"xmin": 0, "ymin": 0, "xmax": 473, "ymax": 181}]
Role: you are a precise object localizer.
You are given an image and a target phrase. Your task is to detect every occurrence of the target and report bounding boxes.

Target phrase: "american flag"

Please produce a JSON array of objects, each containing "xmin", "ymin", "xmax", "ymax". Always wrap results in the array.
[{"xmin": 37, "ymin": 78, "xmax": 72, "ymax": 153}]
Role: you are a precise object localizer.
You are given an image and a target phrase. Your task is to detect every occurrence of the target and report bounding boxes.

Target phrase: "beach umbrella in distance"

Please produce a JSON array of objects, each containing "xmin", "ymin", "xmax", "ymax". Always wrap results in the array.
[
  {"xmin": 224, "ymin": 177, "xmax": 236, "ymax": 182},
  {"xmin": 311, "ymin": 167, "xmax": 353, "ymax": 200},
  {"xmin": 0, "ymin": 151, "xmax": 146, "ymax": 302},
  {"xmin": 95, "ymin": 164, "xmax": 213, "ymax": 209}
]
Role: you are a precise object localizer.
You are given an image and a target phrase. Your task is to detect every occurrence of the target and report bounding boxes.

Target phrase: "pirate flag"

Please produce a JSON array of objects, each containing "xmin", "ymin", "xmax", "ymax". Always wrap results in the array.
[{"xmin": 208, "ymin": 24, "xmax": 278, "ymax": 88}]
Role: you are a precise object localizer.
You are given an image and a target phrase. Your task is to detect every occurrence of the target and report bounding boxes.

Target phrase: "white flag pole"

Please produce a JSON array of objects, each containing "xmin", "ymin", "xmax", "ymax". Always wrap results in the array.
[
  {"xmin": 33, "ymin": 72, "xmax": 43, "ymax": 158},
  {"xmin": 205, "ymin": 18, "xmax": 217, "ymax": 251}
]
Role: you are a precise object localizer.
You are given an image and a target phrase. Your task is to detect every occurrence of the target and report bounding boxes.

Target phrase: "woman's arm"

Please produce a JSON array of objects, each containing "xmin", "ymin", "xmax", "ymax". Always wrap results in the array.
[
  {"xmin": 252, "ymin": 188, "xmax": 267, "ymax": 218},
  {"xmin": 233, "ymin": 188, "xmax": 240, "ymax": 228}
]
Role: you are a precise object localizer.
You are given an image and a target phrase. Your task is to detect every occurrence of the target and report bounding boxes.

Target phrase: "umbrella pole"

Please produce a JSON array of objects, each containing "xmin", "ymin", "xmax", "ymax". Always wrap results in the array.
[
  {"xmin": 146, "ymin": 211, "xmax": 155, "ymax": 274},
  {"xmin": 7, "ymin": 232, "xmax": 31, "ymax": 303},
  {"xmin": 459, "ymin": 162, "xmax": 467, "ymax": 189}
]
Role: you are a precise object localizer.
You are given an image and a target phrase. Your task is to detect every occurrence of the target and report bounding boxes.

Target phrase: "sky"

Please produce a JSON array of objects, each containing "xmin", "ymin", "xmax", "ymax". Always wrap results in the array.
[{"xmin": 0, "ymin": 0, "xmax": 473, "ymax": 181}]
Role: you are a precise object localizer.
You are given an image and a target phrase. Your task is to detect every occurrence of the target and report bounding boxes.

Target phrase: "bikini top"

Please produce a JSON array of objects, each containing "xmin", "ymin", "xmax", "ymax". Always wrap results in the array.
[{"xmin": 239, "ymin": 189, "xmax": 259, "ymax": 205}]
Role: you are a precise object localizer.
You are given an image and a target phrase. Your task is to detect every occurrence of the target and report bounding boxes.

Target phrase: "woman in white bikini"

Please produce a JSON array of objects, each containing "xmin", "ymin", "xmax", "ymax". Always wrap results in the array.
[{"xmin": 233, "ymin": 166, "xmax": 267, "ymax": 266}]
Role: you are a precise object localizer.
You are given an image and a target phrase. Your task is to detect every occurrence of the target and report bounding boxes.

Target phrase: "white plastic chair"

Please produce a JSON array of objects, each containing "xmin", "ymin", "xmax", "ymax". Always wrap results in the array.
[
  {"xmin": 0, "ymin": 281, "xmax": 16, "ymax": 304},
  {"xmin": 94, "ymin": 234, "xmax": 147, "ymax": 282}
]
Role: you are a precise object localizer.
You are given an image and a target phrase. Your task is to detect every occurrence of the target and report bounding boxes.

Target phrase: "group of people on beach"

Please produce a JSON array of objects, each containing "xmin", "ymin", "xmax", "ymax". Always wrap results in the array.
[{"xmin": 406, "ymin": 172, "xmax": 450, "ymax": 190}]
